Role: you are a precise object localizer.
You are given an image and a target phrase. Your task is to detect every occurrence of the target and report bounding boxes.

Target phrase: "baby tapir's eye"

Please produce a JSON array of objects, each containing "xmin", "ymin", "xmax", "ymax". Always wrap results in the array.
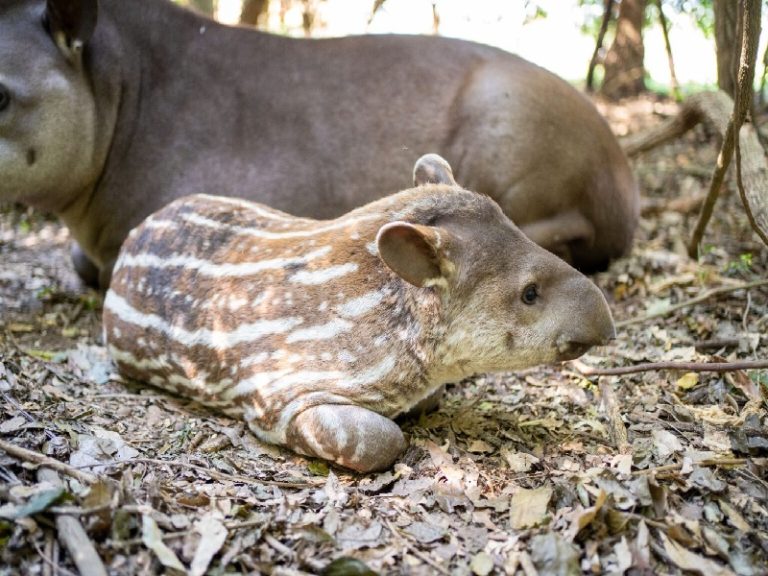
[
  {"xmin": 521, "ymin": 283, "xmax": 539, "ymax": 305},
  {"xmin": 0, "ymin": 84, "xmax": 10, "ymax": 112}
]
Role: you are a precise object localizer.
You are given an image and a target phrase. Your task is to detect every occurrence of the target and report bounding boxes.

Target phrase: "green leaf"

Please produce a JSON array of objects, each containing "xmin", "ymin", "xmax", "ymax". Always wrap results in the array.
[{"xmin": 0, "ymin": 487, "xmax": 64, "ymax": 519}]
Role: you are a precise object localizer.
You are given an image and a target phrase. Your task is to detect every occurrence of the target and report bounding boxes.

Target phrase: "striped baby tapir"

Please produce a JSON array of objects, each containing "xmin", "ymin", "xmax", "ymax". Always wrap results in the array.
[{"xmin": 103, "ymin": 154, "xmax": 615, "ymax": 473}]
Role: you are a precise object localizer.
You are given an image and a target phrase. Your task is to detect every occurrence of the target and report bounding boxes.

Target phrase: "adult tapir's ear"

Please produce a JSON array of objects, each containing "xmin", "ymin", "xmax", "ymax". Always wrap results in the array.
[
  {"xmin": 413, "ymin": 154, "xmax": 457, "ymax": 187},
  {"xmin": 376, "ymin": 221, "xmax": 453, "ymax": 288},
  {"xmin": 45, "ymin": 0, "xmax": 98, "ymax": 60}
]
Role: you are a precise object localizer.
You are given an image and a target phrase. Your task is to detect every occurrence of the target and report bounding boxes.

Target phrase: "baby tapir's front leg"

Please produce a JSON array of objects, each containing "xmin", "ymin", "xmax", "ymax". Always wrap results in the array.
[{"xmin": 286, "ymin": 405, "xmax": 406, "ymax": 473}]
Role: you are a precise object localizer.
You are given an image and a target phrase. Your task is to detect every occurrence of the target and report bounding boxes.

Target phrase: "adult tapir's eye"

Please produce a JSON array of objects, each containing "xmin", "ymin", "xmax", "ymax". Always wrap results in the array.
[
  {"xmin": 521, "ymin": 283, "xmax": 539, "ymax": 305},
  {"xmin": 0, "ymin": 84, "xmax": 10, "ymax": 112}
]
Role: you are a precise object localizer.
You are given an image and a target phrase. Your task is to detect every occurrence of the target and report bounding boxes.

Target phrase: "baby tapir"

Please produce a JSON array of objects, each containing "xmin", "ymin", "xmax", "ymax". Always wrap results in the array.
[{"xmin": 103, "ymin": 155, "xmax": 615, "ymax": 473}]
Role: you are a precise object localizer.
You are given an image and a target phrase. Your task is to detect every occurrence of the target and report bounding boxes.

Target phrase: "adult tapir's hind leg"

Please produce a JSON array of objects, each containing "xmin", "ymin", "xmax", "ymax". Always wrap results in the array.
[
  {"xmin": 286, "ymin": 405, "xmax": 406, "ymax": 473},
  {"xmin": 71, "ymin": 243, "xmax": 100, "ymax": 289}
]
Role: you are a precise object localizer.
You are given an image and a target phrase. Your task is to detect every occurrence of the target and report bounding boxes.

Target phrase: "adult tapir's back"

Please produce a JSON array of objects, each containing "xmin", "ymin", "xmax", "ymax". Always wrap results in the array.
[{"xmin": 0, "ymin": 0, "xmax": 638, "ymax": 287}]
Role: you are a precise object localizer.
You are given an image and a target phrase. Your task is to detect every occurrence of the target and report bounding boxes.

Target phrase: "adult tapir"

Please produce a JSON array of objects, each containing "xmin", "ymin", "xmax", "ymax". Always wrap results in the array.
[{"xmin": 0, "ymin": 0, "xmax": 638, "ymax": 289}]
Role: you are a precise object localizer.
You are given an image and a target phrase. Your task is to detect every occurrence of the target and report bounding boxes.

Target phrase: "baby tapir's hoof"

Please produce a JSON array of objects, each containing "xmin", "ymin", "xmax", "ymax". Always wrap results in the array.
[{"xmin": 286, "ymin": 405, "xmax": 406, "ymax": 473}]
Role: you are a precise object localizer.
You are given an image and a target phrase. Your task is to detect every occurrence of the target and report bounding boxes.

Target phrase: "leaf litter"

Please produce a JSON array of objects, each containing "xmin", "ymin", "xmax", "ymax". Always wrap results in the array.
[{"xmin": 0, "ymin": 95, "xmax": 767, "ymax": 574}]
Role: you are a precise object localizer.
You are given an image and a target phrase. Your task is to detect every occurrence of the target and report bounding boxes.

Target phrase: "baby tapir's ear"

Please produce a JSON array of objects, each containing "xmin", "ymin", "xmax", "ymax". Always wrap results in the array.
[
  {"xmin": 376, "ymin": 222, "xmax": 452, "ymax": 288},
  {"xmin": 413, "ymin": 154, "xmax": 457, "ymax": 187},
  {"xmin": 45, "ymin": 0, "xmax": 98, "ymax": 61}
]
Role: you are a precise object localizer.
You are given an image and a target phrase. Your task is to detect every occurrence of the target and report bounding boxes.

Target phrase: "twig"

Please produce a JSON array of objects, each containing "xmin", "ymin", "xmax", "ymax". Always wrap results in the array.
[
  {"xmin": 111, "ymin": 514, "xmax": 272, "ymax": 549},
  {"xmin": 265, "ymin": 534, "xmax": 295, "ymax": 559},
  {"xmin": 34, "ymin": 539, "xmax": 77, "ymax": 576},
  {"xmin": 384, "ymin": 519, "xmax": 450, "ymax": 575},
  {"xmin": 0, "ymin": 439, "xmax": 99, "ymax": 485},
  {"xmin": 48, "ymin": 504, "xmax": 113, "ymax": 517},
  {"xmin": 42, "ymin": 535, "xmax": 55, "ymax": 576},
  {"xmin": 38, "ymin": 469, "xmax": 108, "ymax": 576},
  {"xmin": 599, "ymin": 381, "xmax": 630, "ymax": 453},
  {"xmin": 573, "ymin": 358, "xmax": 768, "ymax": 377},
  {"xmin": 616, "ymin": 278, "xmax": 768, "ymax": 328},
  {"xmin": 631, "ymin": 458, "xmax": 747, "ymax": 476},
  {"xmin": 122, "ymin": 457, "xmax": 323, "ymax": 488}
]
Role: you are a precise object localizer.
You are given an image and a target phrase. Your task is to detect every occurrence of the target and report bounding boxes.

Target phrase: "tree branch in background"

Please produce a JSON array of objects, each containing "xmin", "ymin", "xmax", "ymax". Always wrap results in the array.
[
  {"xmin": 621, "ymin": 90, "xmax": 731, "ymax": 157},
  {"xmin": 733, "ymin": 0, "xmax": 768, "ymax": 247},
  {"xmin": 759, "ymin": 42, "xmax": 768, "ymax": 107},
  {"xmin": 368, "ymin": 0, "xmax": 387, "ymax": 26},
  {"xmin": 431, "ymin": 2, "xmax": 440, "ymax": 36},
  {"xmin": 689, "ymin": 0, "xmax": 766, "ymax": 256},
  {"xmin": 655, "ymin": 0, "xmax": 680, "ymax": 101},
  {"xmin": 688, "ymin": 118, "xmax": 736, "ymax": 258},
  {"xmin": 586, "ymin": 0, "xmax": 615, "ymax": 92}
]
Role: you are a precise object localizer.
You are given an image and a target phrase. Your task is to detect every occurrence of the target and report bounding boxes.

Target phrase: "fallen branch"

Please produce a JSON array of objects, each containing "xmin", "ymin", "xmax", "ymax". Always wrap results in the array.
[
  {"xmin": 38, "ymin": 469, "xmax": 108, "ymax": 576},
  {"xmin": 572, "ymin": 358, "xmax": 768, "ymax": 377},
  {"xmin": 0, "ymin": 439, "xmax": 99, "ymax": 485},
  {"xmin": 616, "ymin": 278, "xmax": 768, "ymax": 328}
]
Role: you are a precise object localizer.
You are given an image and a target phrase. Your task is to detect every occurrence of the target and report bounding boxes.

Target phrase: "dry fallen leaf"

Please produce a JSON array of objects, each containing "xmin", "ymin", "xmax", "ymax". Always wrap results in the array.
[
  {"xmin": 189, "ymin": 512, "xmax": 228, "ymax": 576},
  {"xmin": 652, "ymin": 429, "xmax": 684, "ymax": 460},
  {"xmin": 676, "ymin": 372, "xmax": 699, "ymax": 390},
  {"xmin": 510, "ymin": 485, "xmax": 552, "ymax": 530},
  {"xmin": 142, "ymin": 514, "xmax": 186, "ymax": 574},
  {"xmin": 660, "ymin": 532, "xmax": 734, "ymax": 576},
  {"xmin": 470, "ymin": 551, "xmax": 494, "ymax": 576},
  {"xmin": 566, "ymin": 489, "xmax": 607, "ymax": 541}
]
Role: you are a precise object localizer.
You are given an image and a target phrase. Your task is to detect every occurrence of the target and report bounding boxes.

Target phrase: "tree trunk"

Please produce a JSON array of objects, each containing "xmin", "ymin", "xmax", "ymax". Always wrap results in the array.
[
  {"xmin": 240, "ymin": 0, "xmax": 268, "ymax": 27},
  {"xmin": 601, "ymin": 0, "xmax": 647, "ymax": 100},
  {"xmin": 714, "ymin": 0, "xmax": 739, "ymax": 98}
]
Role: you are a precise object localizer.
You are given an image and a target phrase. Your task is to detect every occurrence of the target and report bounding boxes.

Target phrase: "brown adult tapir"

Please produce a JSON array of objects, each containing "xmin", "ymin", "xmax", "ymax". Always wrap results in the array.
[{"xmin": 0, "ymin": 0, "xmax": 638, "ymax": 289}]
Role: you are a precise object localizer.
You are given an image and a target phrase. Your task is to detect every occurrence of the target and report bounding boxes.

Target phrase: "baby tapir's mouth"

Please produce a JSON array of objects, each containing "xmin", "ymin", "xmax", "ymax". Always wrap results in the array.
[{"xmin": 556, "ymin": 341, "xmax": 594, "ymax": 361}]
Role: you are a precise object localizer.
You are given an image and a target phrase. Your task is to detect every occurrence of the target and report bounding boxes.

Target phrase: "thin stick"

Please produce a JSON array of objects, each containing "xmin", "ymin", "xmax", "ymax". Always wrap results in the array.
[
  {"xmin": 38, "ymin": 469, "xmax": 108, "ymax": 576},
  {"xmin": 631, "ymin": 458, "xmax": 747, "ymax": 476},
  {"xmin": 616, "ymin": 278, "xmax": 768, "ymax": 328},
  {"xmin": 49, "ymin": 504, "xmax": 113, "ymax": 517},
  {"xmin": 0, "ymin": 439, "xmax": 99, "ymax": 485},
  {"xmin": 655, "ymin": 0, "xmax": 680, "ymax": 101},
  {"xmin": 34, "ymin": 540, "xmax": 77, "ymax": 576},
  {"xmin": 573, "ymin": 358, "xmax": 768, "ymax": 377},
  {"xmin": 123, "ymin": 457, "xmax": 323, "ymax": 488},
  {"xmin": 384, "ymin": 519, "xmax": 450, "ymax": 575}
]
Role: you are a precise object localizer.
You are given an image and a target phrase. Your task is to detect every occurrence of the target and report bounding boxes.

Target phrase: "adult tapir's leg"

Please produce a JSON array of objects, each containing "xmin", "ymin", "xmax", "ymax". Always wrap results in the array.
[
  {"xmin": 70, "ymin": 243, "xmax": 100, "ymax": 289},
  {"xmin": 286, "ymin": 405, "xmax": 406, "ymax": 473}
]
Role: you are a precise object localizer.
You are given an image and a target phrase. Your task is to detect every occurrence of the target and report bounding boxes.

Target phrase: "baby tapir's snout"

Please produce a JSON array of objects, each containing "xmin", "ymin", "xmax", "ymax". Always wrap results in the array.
[
  {"xmin": 554, "ymin": 274, "xmax": 616, "ymax": 360},
  {"xmin": 104, "ymin": 153, "xmax": 616, "ymax": 473}
]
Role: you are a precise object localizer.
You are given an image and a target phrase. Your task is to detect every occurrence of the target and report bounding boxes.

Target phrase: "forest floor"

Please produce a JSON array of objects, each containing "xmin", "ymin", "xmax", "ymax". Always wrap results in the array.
[{"xmin": 0, "ymin": 95, "xmax": 767, "ymax": 576}]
